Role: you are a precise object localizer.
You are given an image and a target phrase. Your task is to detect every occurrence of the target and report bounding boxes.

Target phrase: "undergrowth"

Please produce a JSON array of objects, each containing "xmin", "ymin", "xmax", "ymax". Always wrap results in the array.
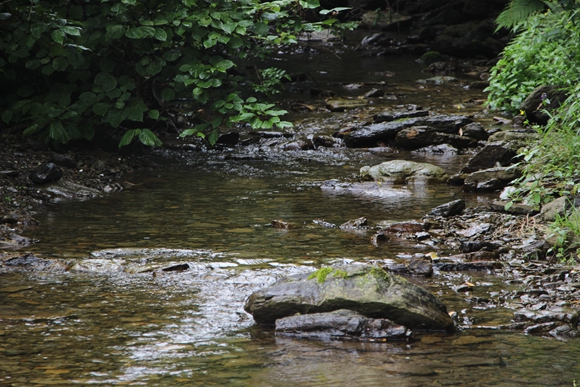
[{"xmin": 487, "ymin": 7, "xmax": 580, "ymax": 263}]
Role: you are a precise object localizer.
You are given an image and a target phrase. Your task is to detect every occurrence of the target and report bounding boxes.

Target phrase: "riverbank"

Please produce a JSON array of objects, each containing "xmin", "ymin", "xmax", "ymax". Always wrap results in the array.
[{"xmin": 0, "ymin": 129, "xmax": 160, "ymax": 250}]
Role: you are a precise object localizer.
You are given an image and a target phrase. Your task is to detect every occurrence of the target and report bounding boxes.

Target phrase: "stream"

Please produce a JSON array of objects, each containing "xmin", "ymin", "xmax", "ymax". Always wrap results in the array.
[{"xmin": 1, "ymin": 36, "xmax": 580, "ymax": 386}]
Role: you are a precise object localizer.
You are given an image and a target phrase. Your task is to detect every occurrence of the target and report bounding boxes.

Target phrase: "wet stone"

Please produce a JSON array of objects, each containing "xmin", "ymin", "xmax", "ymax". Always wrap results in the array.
[
  {"xmin": 275, "ymin": 309, "xmax": 412, "ymax": 341},
  {"xmin": 271, "ymin": 220, "xmax": 296, "ymax": 229},
  {"xmin": 373, "ymin": 108, "xmax": 429, "ymax": 123},
  {"xmin": 383, "ymin": 221, "xmax": 424, "ymax": 233},
  {"xmin": 29, "ymin": 163, "xmax": 63, "ymax": 185},
  {"xmin": 340, "ymin": 217, "xmax": 368, "ymax": 230},
  {"xmin": 428, "ymin": 199, "xmax": 465, "ymax": 217},
  {"xmin": 460, "ymin": 142, "xmax": 517, "ymax": 174}
]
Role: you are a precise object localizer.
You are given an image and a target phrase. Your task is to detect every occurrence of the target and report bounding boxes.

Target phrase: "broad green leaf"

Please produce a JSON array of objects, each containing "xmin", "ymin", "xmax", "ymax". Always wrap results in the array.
[
  {"xmin": 119, "ymin": 129, "xmax": 140, "ymax": 148},
  {"xmin": 228, "ymin": 36, "xmax": 243, "ymax": 49},
  {"xmin": 208, "ymin": 129, "xmax": 219, "ymax": 145},
  {"xmin": 121, "ymin": 0, "xmax": 136, "ymax": 4},
  {"xmin": 215, "ymin": 59, "xmax": 234, "ymax": 72},
  {"xmin": 23, "ymin": 124, "xmax": 41, "ymax": 136},
  {"xmin": 25, "ymin": 59, "xmax": 41, "ymax": 70},
  {"xmin": 140, "ymin": 26, "xmax": 156, "ymax": 38},
  {"xmin": 148, "ymin": 109, "xmax": 160, "ymax": 119},
  {"xmin": 93, "ymin": 102, "xmax": 110, "ymax": 116},
  {"xmin": 299, "ymin": 0, "xmax": 320, "ymax": 9},
  {"xmin": 1, "ymin": 110, "xmax": 12, "ymax": 124},
  {"xmin": 147, "ymin": 61, "xmax": 163, "ymax": 75},
  {"xmin": 124, "ymin": 101, "xmax": 148, "ymax": 121},
  {"xmin": 52, "ymin": 57, "xmax": 69, "ymax": 71},
  {"xmin": 161, "ymin": 88, "xmax": 175, "ymax": 101},
  {"xmin": 63, "ymin": 26, "xmax": 82, "ymax": 36},
  {"xmin": 17, "ymin": 85, "xmax": 34, "ymax": 98},
  {"xmin": 30, "ymin": 23, "xmax": 47, "ymax": 39},
  {"xmin": 154, "ymin": 28, "xmax": 167, "ymax": 41},
  {"xmin": 51, "ymin": 29, "xmax": 65, "ymax": 44},
  {"xmin": 49, "ymin": 121, "xmax": 70, "ymax": 143},
  {"xmin": 95, "ymin": 72, "xmax": 115, "ymax": 86},
  {"xmin": 106, "ymin": 24, "xmax": 125, "ymax": 39},
  {"xmin": 79, "ymin": 91, "xmax": 97, "ymax": 104},
  {"xmin": 138, "ymin": 129, "xmax": 162, "ymax": 146},
  {"xmin": 126, "ymin": 27, "xmax": 145, "ymax": 39},
  {"xmin": 212, "ymin": 116, "xmax": 222, "ymax": 128},
  {"xmin": 319, "ymin": 7, "xmax": 350, "ymax": 15}
]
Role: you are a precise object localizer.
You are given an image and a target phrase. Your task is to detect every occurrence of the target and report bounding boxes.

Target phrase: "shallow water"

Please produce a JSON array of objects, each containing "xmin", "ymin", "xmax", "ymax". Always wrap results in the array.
[{"xmin": 2, "ymin": 42, "xmax": 580, "ymax": 387}]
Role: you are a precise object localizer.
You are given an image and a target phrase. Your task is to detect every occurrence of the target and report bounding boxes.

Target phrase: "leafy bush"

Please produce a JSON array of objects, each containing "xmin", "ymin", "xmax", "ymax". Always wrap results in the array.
[
  {"xmin": 0, "ymin": 0, "xmax": 354, "ymax": 147},
  {"xmin": 486, "ymin": 8, "xmax": 580, "ymax": 112}
]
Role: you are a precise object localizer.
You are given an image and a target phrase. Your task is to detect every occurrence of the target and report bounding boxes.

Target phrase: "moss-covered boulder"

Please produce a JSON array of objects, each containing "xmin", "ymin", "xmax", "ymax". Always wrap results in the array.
[{"xmin": 244, "ymin": 264, "xmax": 454, "ymax": 332}]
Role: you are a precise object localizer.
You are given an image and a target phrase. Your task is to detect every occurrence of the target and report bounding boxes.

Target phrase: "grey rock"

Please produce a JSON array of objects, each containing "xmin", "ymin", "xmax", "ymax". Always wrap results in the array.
[
  {"xmin": 461, "ymin": 122, "xmax": 489, "ymax": 141},
  {"xmin": 340, "ymin": 217, "xmax": 368, "ymax": 230},
  {"xmin": 374, "ymin": 109, "xmax": 429, "ymax": 123},
  {"xmin": 540, "ymin": 197, "xmax": 571, "ymax": 222},
  {"xmin": 519, "ymin": 85, "xmax": 569, "ymax": 125},
  {"xmin": 325, "ymin": 98, "xmax": 367, "ymax": 112},
  {"xmin": 244, "ymin": 264, "xmax": 455, "ymax": 331},
  {"xmin": 429, "ymin": 199, "xmax": 466, "ymax": 217},
  {"xmin": 461, "ymin": 142, "xmax": 517, "ymax": 173},
  {"xmin": 275, "ymin": 309, "xmax": 412, "ymax": 341},
  {"xmin": 464, "ymin": 167, "xmax": 521, "ymax": 191},
  {"xmin": 395, "ymin": 126, "xmax": 478, "ymax": 149},
  {"xmin": 29, "ymin": 163, "xmax": 63, "ymax": 185},
  {"xmin": 360, "ymin": 160, "xmax": 448, "ymax": 183},
  {"xmin": 344, "ymin": 114, "xmax": 472, "ymax": 148}
]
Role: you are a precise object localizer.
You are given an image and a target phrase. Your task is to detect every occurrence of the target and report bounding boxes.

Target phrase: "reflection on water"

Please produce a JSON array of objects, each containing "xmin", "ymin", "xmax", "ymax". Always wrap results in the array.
[{"xmin": 2, "ymin": 49, "xmax": 579, "ymax": 386}]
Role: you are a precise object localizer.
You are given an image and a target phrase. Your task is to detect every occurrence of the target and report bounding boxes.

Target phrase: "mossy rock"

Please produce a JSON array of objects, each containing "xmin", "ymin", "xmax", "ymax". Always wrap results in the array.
[{"xmin": 244, "ymin": 264, "xmax": 454, "ymax": 332}]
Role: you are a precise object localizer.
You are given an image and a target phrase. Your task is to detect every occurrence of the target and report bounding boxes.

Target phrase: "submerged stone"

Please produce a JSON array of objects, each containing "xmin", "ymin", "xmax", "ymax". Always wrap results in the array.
[
  {"xmin": 275, "ymin": 309, "xmax": 412, "ymax": 341},
  {"xmin": 244, "ymin": 264, "xmax": 455, "ymax": 332}
]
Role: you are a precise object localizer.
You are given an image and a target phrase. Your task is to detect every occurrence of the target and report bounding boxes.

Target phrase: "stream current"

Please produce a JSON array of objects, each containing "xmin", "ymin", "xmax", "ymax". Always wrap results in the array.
[{"xmin": 2, "ymin": 38, "xmax": 580, "ymax": 386}]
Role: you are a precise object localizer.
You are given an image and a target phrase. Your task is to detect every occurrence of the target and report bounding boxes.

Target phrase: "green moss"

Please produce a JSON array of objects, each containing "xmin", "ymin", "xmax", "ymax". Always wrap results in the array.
[
  {"xmin": 332, "ymin": 269, "xmax": 348, "ymax": 279},
  {"xmin": 369, "ymin": 266, "xmax": 390, "ymax": 281},
  {"xmin": 307, "ymin": 267, "xmax": 350, "ymax": 283},
  {"xmin": 308, "ymin": 267, "xmax": 334, "ymax": 283}
]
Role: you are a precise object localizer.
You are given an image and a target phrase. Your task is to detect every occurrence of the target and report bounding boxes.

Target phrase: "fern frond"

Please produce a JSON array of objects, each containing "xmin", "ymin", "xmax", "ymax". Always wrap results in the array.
[{"xmin": 495, "ymin": 0, "xmax": 547, "ymax": 32}]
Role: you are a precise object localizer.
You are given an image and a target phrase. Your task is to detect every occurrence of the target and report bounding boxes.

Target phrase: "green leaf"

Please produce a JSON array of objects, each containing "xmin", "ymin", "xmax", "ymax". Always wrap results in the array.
[
  {"xmin": 30, "ymin": 23, "xmax": 47, "ymax": 39},
  {"xmin": 208, "ymin": 129, "xmax": 219, "ymax": 145},
  {"xmin": 95, "ymin": 72, "xmax": 118, "ymax": 92},
  {"xmin": 154, "ymin": 28, "xmax": 167, "ymax": 41},
  {"xmin": 126, "ymin": 27, "xmax": 144, "ymax": 39},
  {"xmin": 299, "ymin": 0, "xmax": 320, "ymax": 9},
  {"xmin": 119, "ymin": 129, "xmax": 140, "ymax": 148},
  {"xmin": 52, "ymin": 57, "xmax": 69, "ymax": 71},
  {"xmin": 23, "ymin": 124, "xmax": 41, "ymax": 136},
  {"xmin": 147, "ymin": 61, "xmax": 163, "ymax": 75},
  {"xmin": 106, "ymin": 24, "xmax": 126, "ymax": 39},
  {"xmin": 215, "ymin": 59, "xmax": 234, "ymax": 72},
  {"xmin": 93, "ymin": 102, "xmax": 110, "ymax": 116},
  {"xmin": 51, "ymin": 29, "xmax": 65, "ymax": 44},
  {"xmin": 148, "ymin": 109, "xmax": 160, "ymax": 120},
  {"xmin": 1, "ymin": 110, "xmax": 12, "ymax": 124},
  {"xmin": 160, "ymin": 88, "xmax": 175, "ymax": 101},
  {"xmin": 124, "ymin": 100, "xmax": 148, "ymax": 121},
  {"xmin": 63, "ymin": 26, "xmax": 82, "ymax": 36},
  {"xmin": 79, "ymin": 92, "xmax": 97, "ymax": 104},
  {"xmin": 320, "ymin": 7, "xmax": 351, "ymax": 15},
  {"xmin": 138, "ymin": 129, "xmax": 162, "ymax": 146},
  {"xmin": 49, "ymin": 121, "xmax": 70, "ymax": 143},
  {"xmin": 212, "ymin": 116, "xmax": 222, "ymax": 128},
  {"xmin": 17, "ymin": 85, "xmax": 34, "ymax": 98}
]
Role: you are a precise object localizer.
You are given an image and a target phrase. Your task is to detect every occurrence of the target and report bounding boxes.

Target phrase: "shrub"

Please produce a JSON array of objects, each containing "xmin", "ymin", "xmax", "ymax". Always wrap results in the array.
[{"xmin": 0, "ymin": 0, "xmax": 354, "ymax": 147}]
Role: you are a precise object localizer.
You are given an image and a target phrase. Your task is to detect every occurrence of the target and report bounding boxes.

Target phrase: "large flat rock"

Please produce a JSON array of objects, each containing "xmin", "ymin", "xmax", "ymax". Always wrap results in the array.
[{"xmin": 244, "ymin": 264, "xmax": 455, "ymax": 332}]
